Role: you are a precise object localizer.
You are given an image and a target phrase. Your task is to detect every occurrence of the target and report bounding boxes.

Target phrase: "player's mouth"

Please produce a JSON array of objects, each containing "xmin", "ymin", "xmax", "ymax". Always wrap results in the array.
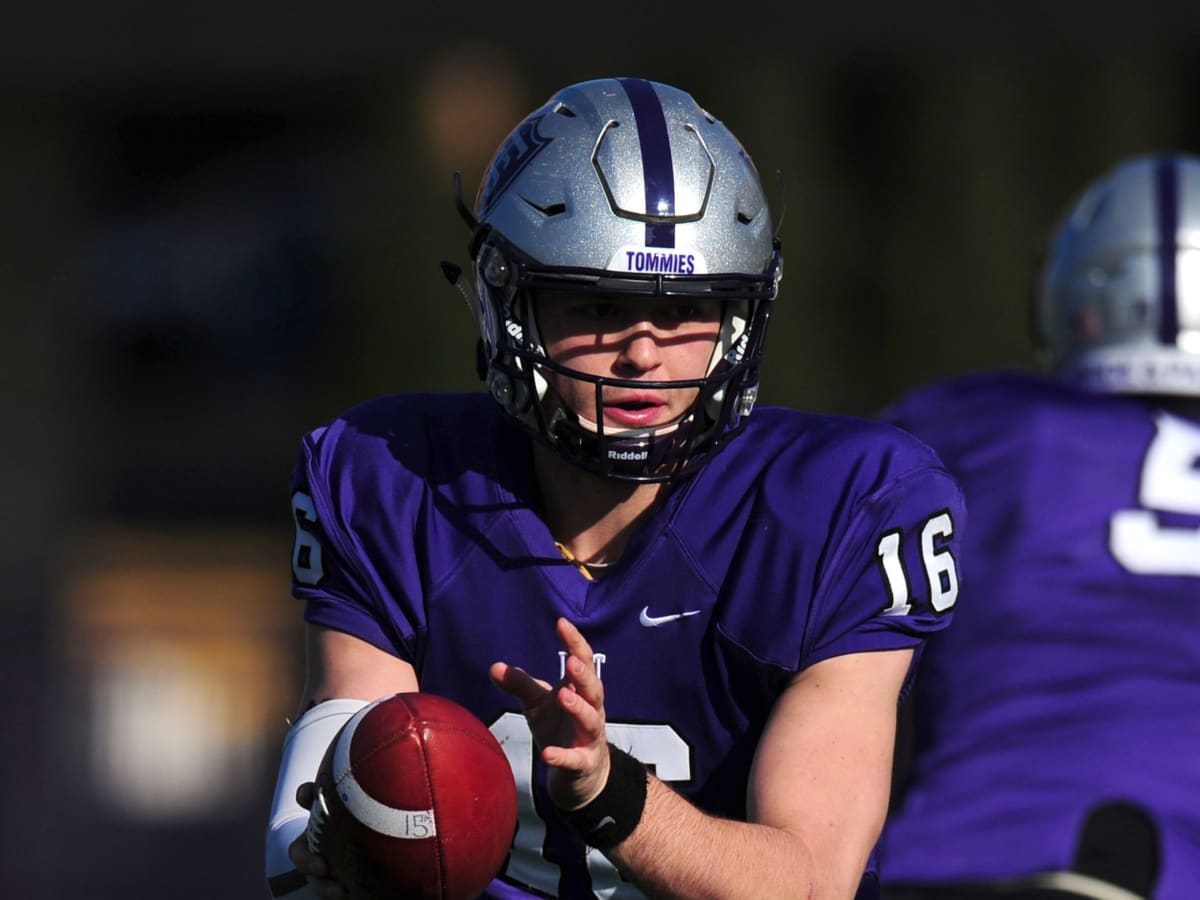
[{"xmin": 603, "ymin": 394, "xmax": 672, "ymax": 428}]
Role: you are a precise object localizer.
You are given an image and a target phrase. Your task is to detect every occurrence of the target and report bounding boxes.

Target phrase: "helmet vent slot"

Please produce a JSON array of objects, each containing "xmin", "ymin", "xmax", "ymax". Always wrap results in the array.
[
  {"xmin": 522, "ymin": 198, "xmax": 567, "ymax": 217},
  {"xmin": 552, "ymin": 102, "xmax": 577, "ymax": 118}
]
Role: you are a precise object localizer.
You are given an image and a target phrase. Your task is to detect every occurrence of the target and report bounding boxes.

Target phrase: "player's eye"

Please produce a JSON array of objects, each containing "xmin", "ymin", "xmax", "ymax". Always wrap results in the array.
[
  {"xmin": 554, "ymin": 300, "xmax": 621, "ymax": 323},
  {"xmin": 586, "ymin": 302, "xmax": 622, "ymax": 320},
  {"xmin": 658, "ymin": 300, "xmax": 721, "ymax": 327}
]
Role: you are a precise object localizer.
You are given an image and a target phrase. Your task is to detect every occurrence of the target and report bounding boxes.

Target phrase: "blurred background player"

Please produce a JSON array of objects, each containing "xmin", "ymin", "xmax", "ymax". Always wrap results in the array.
[
  {"xmin": 878, "ymin": 152, "xmax": 1200, "ymax": 899},
  {"xmin": 264, "ymin": 77, "xmax": 964, "ymax": 899}
]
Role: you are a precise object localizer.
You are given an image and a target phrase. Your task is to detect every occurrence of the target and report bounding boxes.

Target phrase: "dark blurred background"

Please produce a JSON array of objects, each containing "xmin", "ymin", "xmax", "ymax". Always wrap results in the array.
[{"xmin": 4, "ymin": 3, "xmax": 1200, "ymax": 897}]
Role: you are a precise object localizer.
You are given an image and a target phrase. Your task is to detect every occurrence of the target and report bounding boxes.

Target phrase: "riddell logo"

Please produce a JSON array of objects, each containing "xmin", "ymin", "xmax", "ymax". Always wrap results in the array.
[{"xmin": 608, "ymin": 449, "xmax": 648, "ymax": 461}]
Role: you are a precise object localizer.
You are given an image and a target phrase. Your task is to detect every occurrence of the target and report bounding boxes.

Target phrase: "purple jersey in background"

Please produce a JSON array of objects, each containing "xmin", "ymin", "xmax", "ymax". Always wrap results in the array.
[
  {"xmin": 878, "ymin": 371, "xmax": 1200, "ymax": 898},
  {"xmin": 289, "ymin": 392, "xmax": 963, "ymax": 900}
]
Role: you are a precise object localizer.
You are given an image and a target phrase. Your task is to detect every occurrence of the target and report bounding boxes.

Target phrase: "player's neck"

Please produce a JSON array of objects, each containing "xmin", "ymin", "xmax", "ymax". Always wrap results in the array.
[{"xmin": 533, "ymin": 444, "xmax": 666, "ymax": 566}]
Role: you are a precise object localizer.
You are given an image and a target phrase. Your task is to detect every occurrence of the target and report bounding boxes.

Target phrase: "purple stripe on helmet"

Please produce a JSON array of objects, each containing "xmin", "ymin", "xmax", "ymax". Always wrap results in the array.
[
  {"xmin": 617, "ymin": 78, "xmax": 676, "ymax": 248},
  {"xmin": 1154, "ymin": 156, "xmax": 1180, "ymax": 344}
]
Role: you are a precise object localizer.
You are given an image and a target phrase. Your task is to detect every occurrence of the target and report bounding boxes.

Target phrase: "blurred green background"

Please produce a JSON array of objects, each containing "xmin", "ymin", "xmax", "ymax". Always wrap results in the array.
[{"xmin": 3, "ymin": 3, "xmax": 1200, "ymax": 897}]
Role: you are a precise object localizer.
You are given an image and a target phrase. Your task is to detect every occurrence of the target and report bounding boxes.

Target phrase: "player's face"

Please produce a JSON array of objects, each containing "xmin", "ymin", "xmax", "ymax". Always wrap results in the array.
[{"xmin": 534, "ymin": 292, "xmax": 722, "ymax": 430}]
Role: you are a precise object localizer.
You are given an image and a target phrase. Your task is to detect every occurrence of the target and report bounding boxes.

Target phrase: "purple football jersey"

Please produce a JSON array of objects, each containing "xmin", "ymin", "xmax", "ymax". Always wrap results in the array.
[
  {"xmin": 289, "ymin": 392, "xmax": 963, "ymax": 899},
  {"xmin": 878, "ymin": 371, "xmax": 1200, "ymax": 898}
]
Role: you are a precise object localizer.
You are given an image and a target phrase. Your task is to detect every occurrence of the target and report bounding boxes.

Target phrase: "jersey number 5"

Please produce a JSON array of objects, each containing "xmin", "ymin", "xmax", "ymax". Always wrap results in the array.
[{"xmin": 1110, "ymin": 413, "xmax": 1200, "ymax": 576}]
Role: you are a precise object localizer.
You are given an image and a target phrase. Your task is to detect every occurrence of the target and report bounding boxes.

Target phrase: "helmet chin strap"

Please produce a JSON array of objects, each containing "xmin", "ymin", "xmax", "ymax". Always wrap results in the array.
[
  {"xmin": 544, "ymin": 397, "xmax": 712, "ymax": 481},
  {"xmin": 572, "ymin": 412, "xmax": 684, "ymax": 441}
]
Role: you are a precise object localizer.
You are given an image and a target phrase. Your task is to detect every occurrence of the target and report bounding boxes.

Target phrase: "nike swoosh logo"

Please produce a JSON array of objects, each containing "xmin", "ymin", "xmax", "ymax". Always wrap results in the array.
[{"xmin": 639, "ymin": 606, "xmax": 701, "ymax": 627}]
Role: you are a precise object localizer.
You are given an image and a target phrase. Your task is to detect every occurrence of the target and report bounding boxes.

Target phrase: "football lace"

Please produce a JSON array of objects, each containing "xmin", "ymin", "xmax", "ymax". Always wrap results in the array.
[{"xmin": 305, "ymin": 786, "xmax": 330, "ymax": 852}]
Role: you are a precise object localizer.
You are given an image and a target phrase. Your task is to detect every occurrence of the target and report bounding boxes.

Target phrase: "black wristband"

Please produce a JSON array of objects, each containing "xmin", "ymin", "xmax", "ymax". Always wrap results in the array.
[{"xmin": 563, "ymin": 743, "xmax": 648, "ymax": 850}]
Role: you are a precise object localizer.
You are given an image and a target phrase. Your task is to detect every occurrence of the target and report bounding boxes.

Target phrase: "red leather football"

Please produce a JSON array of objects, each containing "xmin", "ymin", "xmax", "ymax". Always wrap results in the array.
[{"xmin": 306, "ymin": 692, "xmax": 517, "ymax": 900}]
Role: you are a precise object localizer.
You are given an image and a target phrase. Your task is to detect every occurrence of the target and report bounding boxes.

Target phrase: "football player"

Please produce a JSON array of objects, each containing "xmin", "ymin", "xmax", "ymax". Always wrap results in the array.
[
  {"xmin": 879, "ymin": 153, "xmax": 1200, "ymax": 899},
  {"xmin": 265, "ymin": 77, "xmax": 963, "ymax": 900}
]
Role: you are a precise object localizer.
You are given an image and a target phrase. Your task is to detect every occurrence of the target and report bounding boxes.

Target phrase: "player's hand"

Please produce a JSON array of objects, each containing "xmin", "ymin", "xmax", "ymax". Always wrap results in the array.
[
  {"xmin": 490, "ymin": 617, "xmax": 611, "ymax": 812},
  {"xmin": 288, "ymin": 782, "xmax": 346, "ymax": 900}
]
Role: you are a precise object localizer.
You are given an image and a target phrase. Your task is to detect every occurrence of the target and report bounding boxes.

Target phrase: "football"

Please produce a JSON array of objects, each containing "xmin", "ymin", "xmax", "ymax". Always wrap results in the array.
[{"xmin": 306, "ymin": 692, "xmax": 517, "ymax": 900}]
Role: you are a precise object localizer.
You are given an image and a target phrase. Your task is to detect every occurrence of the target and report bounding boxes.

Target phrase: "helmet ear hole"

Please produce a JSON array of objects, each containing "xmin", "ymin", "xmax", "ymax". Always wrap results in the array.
[
  {"xmin": 482, "ymin": 248, "xmax": 512, "ymax": 288},
  {"xmin": 488, "ymin": 368, "xmax": 531, "ymax": 416}
]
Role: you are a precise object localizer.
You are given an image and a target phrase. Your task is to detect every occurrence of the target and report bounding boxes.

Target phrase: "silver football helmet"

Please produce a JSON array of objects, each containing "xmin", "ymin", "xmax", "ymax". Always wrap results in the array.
[
  {"xmin": 1034, "ymin": 152, "xmax": 1200, "ymax": 395},
  {"xmin": 445, "ymin": 77, "xmax": 782, "ymax": 481}
]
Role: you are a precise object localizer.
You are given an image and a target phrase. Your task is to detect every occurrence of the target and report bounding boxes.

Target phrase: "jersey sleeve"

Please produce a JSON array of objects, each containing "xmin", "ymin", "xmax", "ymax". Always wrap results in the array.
[
  {"xmin": 287, "ymin": 422, "xmax": 418, "ymax": 661},
  {"xmin": 696, "ymin": 413, "xmax": 965, "ymax": 682},
  {"xmin": 807, "ymin": 454, "xmax": 964, "ymax": 668}
]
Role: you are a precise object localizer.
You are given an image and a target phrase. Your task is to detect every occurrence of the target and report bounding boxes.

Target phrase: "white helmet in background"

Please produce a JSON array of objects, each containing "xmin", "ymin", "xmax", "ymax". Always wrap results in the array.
[{"xmin": 1035, "ymin": 152, "xmax": 1200, "ymax": 395}]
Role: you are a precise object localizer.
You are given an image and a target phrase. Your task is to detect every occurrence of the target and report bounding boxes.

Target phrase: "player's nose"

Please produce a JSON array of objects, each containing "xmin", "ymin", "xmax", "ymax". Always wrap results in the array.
[{"xmin": 614, "ymin": 325, "xmax": 663, "ymax": 374}]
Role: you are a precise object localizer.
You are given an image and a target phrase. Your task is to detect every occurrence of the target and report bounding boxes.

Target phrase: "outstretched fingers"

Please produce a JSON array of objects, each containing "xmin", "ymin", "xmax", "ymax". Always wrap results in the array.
[
  {"xmin": 492, "ymin": 619, "xmax": 613, "ymax": 809},
  {"xmin": 489, "ymin": 661, "xmax": 552, "ymax": 707},
  {"xmin": 557, "ymin": 656, "xmax": 605, "ymax": 737},
  {"xmin": 556, "ymin": 618, "xmax": 605, "ymax": 710},
  {"xmin": 542, "ymin": 619, "xmax": 609, "ymax": 777}
]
